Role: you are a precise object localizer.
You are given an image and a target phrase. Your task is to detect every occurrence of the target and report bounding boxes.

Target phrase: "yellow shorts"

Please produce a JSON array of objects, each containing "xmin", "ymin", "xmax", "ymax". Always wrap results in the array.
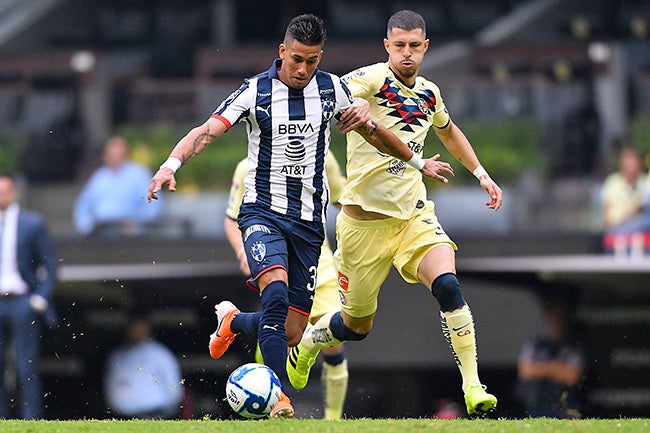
[
  {"xmin": 333, "ymin": 201, "xmax": 457, "ymax": 318},
  {"xmin": 309, "ymin": 237, "xmax": 340, "ymax": 323}
]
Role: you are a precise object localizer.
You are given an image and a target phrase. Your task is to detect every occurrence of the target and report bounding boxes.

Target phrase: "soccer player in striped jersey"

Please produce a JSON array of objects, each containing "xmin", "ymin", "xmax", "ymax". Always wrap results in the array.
[
  {"xmin": 225, "ymin": 152, "xmax": 349, "ymax": 419},
  {"xmin": 148, "ymin": 14, "xmax": 449, "ymax": 418},
  {"xmin": 287, "ymin": 10, "xmax": 503, "ymax": 418}
]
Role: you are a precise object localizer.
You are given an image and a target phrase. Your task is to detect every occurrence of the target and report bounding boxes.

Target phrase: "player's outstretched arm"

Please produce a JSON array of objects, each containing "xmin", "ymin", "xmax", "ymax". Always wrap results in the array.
[
  {"xmin": 422, "ymin": 154, "xmax": 454, "ymax": 184},
  {"xmin": 355, "ymin": 120, "xmax": 411, "ymax": 160},
  {"xmin": 336, "ymin": 98, "xmax": 371, "ymax": 133},
  {"xmin": 224, "ymin": 216, "xmax": 250, "ymax": 275},
  {"xmin": 355, "ymin": 121, "xmax": 454, "ymax": 182},
  {"xmin": 476, "ymin": 171, "xmax": 503, "ymax": 211},
  {"xmin": 148, "ymin": 117, "xmax": 227, "ymax": 202},
  {"xmin": 435, "ymin": 120, "xmax": 503, "ymax": 211}
]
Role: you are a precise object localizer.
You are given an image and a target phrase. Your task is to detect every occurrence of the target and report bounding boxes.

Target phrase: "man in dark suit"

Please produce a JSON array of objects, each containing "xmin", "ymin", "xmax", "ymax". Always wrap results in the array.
[{"xmin": 0, "ymin": 172, "xmax": 58, "ymax": 419}]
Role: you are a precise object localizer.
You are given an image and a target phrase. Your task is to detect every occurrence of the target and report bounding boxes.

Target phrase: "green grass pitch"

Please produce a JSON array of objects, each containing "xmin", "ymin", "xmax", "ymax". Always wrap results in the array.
[{"xmin": 1, "ymin": 418, "xmax": 648, "ymax": 433}]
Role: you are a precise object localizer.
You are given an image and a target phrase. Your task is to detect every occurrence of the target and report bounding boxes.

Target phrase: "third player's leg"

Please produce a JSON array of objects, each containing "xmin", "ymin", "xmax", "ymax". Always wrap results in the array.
[{"xmin": 285, "ymin": 309, "xmax": 310, "ymax": 346}]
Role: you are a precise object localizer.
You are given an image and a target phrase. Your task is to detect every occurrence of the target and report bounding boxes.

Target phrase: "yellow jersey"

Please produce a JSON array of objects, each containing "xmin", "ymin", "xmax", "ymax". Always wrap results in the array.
[{"xmin": 341, "ymin": 62, "xmax": 450, "ymax": 219}]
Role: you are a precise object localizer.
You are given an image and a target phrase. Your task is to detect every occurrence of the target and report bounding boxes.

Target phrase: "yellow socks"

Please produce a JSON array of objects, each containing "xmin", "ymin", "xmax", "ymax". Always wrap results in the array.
[
  {"xmin": 321, "ymin": 359, "xmax": 348, "ymax": 420},
  {"xmin": 440, "ymin": 305, "xmax": 481, "ymax": 391}
]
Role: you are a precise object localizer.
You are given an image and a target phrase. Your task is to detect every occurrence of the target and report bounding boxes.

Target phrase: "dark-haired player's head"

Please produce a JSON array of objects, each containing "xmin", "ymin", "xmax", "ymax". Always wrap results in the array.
[
  {"xmin": 279, "ymin": 14, "xmax": 327, "ymax": 89},
  {"xmin": 284, "ymin": 14, "xmax": 327, "ymax": 47},
  {"xmin": 384, "ymin": 10, "xmax": 429, "ymax": 85}
]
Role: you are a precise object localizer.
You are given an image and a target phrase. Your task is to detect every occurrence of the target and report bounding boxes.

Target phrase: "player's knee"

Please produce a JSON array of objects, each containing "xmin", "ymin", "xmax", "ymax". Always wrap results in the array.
[
  {"xmin": 322, "ymin": 347, "xmax": 346, "ymax": 366},
  {"xmin": 259, "ymin": 281, "xmax": 289, "ymax": 327},
  {"xmin": 286, "ymin": 334, "xmax": 299, "ymax": 346},
  {"xmin": 261, "ymin": 281, "xmax": 289, "ymax": 308},
  {"xmin": 342, "ymin": 326, "xmax": 368, "ymax": 341},
  {"xmin": 285, "ymin": 326, "xmax": 303, "ymax": 346},
  {"xmin": 347, "ymin": 322, "xmax": 372, "ymax": 336},
  {"xmin": 431, "ymin": 272, "xmax": 466, "ymax": 312},
  {"xmin": 331, "ymin": 313, "xmax": 369, "ymax": 341}
]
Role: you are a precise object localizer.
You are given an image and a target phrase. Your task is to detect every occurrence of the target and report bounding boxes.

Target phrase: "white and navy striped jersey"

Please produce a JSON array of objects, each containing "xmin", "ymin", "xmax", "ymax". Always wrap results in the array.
[{"xmin": 212, "ymin": 59, "xmax": 354, "ymax": 223}]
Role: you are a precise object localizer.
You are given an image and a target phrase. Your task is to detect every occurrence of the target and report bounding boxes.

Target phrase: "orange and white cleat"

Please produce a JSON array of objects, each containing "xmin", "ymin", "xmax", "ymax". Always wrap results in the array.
[
  {"xmin": 208, "ymin": 301, "xmax": 240, "ymax": 359},
  {"xmin": 270, "ymin": 392, "xmax": 294, "ymax": 418}
]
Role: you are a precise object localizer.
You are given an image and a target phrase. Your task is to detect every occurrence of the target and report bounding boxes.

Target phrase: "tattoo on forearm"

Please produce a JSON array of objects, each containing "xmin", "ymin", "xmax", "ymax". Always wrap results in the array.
[
  {"xmin": 366, "ymin": 121, "xmax": 378, "ymax": 139},
  {"xmin": 183, "ymin": 126, "xmax": 216, "ymax": 163}
]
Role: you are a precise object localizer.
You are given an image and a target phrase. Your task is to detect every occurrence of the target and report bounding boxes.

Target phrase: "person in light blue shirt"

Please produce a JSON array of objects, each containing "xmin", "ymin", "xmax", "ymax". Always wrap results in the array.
[
  {"xmin": 74, "ymin": 136, "xmax": 161, "ymax": 237},
  {"xmin": 104, "ymin": 313, "xmax": 184, "ymax": 419}
]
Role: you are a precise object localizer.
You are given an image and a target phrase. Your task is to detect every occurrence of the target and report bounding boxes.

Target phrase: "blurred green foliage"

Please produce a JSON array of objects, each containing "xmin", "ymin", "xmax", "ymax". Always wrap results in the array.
[
  {"xmin": 426, "ymin": 118, "xmax": 543, "ymax": 187},
  {"xmin": 326, "ymin": 119, "xmax": 543, "ymax": 190},
  {"xmin": 113, "ymin": 117, "xmax": 542, "ymax": 192},
  {"xmin": 0, "ymin": 129, "xmax": 26, "ymax": 172},
  {"xmin": 630, "ymin": 113, "xmax": 650, "ymax": 170},
  {"xmin": 117, "ymin": 122, "xmax": 248, "ymax": 191}
]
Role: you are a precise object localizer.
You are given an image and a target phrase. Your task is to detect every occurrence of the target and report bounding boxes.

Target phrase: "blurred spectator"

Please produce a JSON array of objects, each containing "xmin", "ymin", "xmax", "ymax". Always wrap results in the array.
[
  {"xmin": 515, "ymin": 290, "xmax": 586, "ymax": 419},
  {"xmin": 432, "ymin": 398, "xmax": 464, "ymax": 420},
  {"xmin": 600, "ymin": 146, "xmax": 650, "ymax": 234},
  {"xmin": 104, "ymin": 312, "xmax": 184, "ymax": 419},
  {"xmin": 74, "ymin": 136, "xmax": 161, "ymax": 238},
  {"xmin": 0, "ymin": 172, "xmax": 58, "ymax": 419},
  {"xmin": 559, "ymin": 91, "xmax": 600, "ymax": 176}
]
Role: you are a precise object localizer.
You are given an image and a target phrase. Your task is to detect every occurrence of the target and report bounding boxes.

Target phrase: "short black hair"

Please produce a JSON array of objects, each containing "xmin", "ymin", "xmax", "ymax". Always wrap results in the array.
[
  {"xmin": 284, "ymin": 14, "xmax": 327, "ymax": 47},
  {"xmin": 387, "ymin": 10, "xmax": 426, "ymax": 37},
  {"xmin": 0, "ymin": 171, "xmax": 16, "ymax": 183}
]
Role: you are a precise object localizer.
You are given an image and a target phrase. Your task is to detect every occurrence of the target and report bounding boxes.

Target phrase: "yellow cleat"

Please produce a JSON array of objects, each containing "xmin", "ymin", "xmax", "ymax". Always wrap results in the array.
[
  {"xmin": 464, "ymin": 384, "xmax": 497, "ymax": 418},
  {"xmin": 286, "ymin": 342, "xmax": 318, "ymax": 390}
]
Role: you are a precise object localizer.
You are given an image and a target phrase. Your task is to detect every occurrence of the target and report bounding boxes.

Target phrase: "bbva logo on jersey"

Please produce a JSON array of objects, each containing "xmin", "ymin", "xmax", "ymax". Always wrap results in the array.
[{"xmin": 278, "ymin": 123, "xmax": 315, "ymax": 134}]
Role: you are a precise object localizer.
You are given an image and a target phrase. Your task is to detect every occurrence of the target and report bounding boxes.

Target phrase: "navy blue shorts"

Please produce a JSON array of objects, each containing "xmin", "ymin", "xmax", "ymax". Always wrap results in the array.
[{"xmin": 238, "ymin": 204, "xmax": 324, "ymax": 316}]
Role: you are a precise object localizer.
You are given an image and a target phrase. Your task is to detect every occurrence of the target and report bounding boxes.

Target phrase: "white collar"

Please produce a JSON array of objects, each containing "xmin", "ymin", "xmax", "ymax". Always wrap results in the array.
[{"xmin": 1, "ymin": 203, "xmax": 19, "ymax": 221}]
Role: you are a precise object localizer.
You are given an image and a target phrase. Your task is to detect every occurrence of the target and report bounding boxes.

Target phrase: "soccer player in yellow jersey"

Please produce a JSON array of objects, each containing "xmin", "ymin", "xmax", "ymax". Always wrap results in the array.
[
  {"xmin": 224, "ymin": 152, "xmax": 349, "ymax": 419},
  {"xmin": 150, "ymin": 14, "xmax": 447, "ymax": 419},
  {"xmin": 287, "ymin": 10, "xmax": 503, "ymax": 418}
]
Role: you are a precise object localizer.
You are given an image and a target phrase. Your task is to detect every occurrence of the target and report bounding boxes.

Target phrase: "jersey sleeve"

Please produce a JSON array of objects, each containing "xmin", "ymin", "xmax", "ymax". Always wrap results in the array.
[
  {"xmin": 225, "ymin": 159, "xmax": 249, "ymax": 220},
  {"xmin": 333, "ymin": 75, "xmax": 355, "ymax": 118},
  {"xmin": 341, "ymin": 65, "xmax": 375, "ymax": 99},
  {"xmin": 428, "ymin": 81, "xmax": 451, "ymax": 129},
  {"xmin": 211, "ymin": 79, "xmax": 255, "ymax": 129}
]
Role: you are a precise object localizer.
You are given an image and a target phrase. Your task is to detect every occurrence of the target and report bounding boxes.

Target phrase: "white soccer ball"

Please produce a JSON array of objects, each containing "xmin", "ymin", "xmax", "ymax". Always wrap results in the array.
[{"xmin": 225, "ymin": 363, "xmax": 281, "ymax": 418}]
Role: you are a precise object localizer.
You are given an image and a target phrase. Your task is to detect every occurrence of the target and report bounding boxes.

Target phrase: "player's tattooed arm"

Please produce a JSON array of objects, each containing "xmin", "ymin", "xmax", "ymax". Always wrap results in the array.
[
  {"xmin": 148, "ymin": 117, "xmax": 227, "ymax": 202},
  {"xmin": 337, "ymin": 98, "xmax": 371, "ymax": 133},
  {"xmin": 180, "ymin": 125, "xmax": 217, "ymax": 164},
  {"xmin": 355, "ymin": 120, "xmax": 412, "ymax": 161},
  {"xmin": 359, "ymin": 120, "xmax": 378, "ymax": 140},
  {"xmin": 174, "ymin": 117, "xmax": 227, "ymax": 165}
]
